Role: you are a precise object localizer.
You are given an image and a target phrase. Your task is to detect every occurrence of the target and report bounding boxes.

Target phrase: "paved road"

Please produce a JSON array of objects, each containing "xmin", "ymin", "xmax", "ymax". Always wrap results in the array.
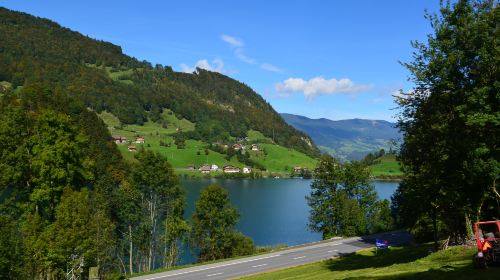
[{"xmin": 131, "ymin": 230, "xmax": 412, "ymax": 280}]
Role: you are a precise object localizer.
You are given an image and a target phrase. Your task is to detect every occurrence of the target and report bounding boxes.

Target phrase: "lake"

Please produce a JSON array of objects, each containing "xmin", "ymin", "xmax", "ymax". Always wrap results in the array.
[{"xmin": 179, "ymin": 178, "xmax": 399, "ymax": 264}]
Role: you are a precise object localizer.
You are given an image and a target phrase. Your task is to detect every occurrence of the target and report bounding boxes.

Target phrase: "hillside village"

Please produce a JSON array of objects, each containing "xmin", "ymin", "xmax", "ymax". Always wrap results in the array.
[{"xmin": 110, "ymin": 130, "xmax": 313, "ymax": 176}]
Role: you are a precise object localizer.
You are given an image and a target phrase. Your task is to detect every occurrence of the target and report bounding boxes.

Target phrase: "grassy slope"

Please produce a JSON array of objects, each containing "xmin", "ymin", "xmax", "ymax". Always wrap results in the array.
[
  {"xmin": 241, "ymin": 244, "xmax": 499, "ymax": 280},
  {"xmin": 99, "ymin": 113, "xmax": 317, "ymax": 175},
  {"xmin": 99, "ymin": 111, "xmax": 240, "ymax": 169},
  {"xmin": 247, "ymin": 130, "xmax": 317, "ymax": 173},
  {"xmin": 369, "ymin": 154, "xmax": 403, "ymax": 177}
]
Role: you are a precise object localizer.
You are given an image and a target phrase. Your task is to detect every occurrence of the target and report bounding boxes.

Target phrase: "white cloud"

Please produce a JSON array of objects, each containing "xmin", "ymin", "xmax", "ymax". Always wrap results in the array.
[
  {"xmin": 180, "ymin": 58, "xmax": 225, "ymax": 73},
  {"xmin": 261, "ymin": 63, "xmax": 283, "ymax": 73},
  {"xmin": 220, "ymin": 34, "xmax": 283, "ymax": 71},
  {"xmin": 275, "ymin": 76, "xmax": 373, "ymax": 99},
  {"xmin": 220, "ymin": 34, "xmax": 257, "ymax": 65},
  {"xmin": 220, "ymin": 34, "xmax": 244, "ymax": 47},
  {"xmin": 235, "ymin": 48, "xmax": 256, "ymax": 64}
]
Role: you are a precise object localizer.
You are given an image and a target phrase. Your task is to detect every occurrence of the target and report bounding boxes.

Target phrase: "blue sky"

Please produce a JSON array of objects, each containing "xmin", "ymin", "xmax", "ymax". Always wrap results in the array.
[{"xmin": 1, "ymin": 0, "xmax": 441, "ymax": 121}]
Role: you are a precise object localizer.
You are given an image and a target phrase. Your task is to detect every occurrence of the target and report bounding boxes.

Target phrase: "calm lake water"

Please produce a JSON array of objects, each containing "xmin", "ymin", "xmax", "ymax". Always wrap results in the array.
[{"xmin": 178, "ymin": 178, "xmax": 399, "ymax": 264}]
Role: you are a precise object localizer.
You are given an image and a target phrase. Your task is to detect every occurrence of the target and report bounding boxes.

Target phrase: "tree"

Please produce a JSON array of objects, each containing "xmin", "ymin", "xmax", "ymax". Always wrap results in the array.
[
  {"xmin": 162, "ymin": 185, "xmax": 190, "ymax": 268},
  {"xmin": 29, "ymin": 109, "xmax": 92, "ymax": 220},
  {"xmin": 307, "ymin": 155, "xmax": 379, "ymax": 239},
  {"xmin": 115, "ymin": 180, "xmax": 141, "ymax": 275},
  {"xmin": 394, "ymin": 0, "xmax": 499, "ymax": 245},
  {"xmin": 190, "ymin": 184, "xmax": 254, "ymax": 262},
  {"xmin": 45, "ymin": 188, "xmax": 115, "ymax": 279},
  {"xmin": 163, "ymin": 212, "xmax": 190, "ymax": 268},
  {"xmin": 131, "ymin": 151, "xmax": 186, "ymax": 271},
  {"xmin": 370, "ymin": 199, "xmax": 394, "ymax": 233},
  {"xmin": 0, "ymin": 215, "xmax": 25, "ymax": 279}
]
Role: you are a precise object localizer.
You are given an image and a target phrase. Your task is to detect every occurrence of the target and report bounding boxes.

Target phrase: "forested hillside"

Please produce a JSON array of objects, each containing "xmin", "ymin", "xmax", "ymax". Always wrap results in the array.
[{"xmin": 0, "ymin": 7, "xmax": 319, "ymax": 157}]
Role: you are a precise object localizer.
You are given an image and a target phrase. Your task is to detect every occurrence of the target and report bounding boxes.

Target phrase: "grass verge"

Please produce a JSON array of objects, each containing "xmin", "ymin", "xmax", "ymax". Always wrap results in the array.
[{"xmin": 240, "ymin": 243, "xmax": 500, "ymax": 279}]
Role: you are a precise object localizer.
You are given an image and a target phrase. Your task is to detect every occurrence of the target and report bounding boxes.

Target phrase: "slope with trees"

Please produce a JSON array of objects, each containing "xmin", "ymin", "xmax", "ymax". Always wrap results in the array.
[{"xmin": 0, "ymin": 7, "xmax": 319, "ymax": 158}]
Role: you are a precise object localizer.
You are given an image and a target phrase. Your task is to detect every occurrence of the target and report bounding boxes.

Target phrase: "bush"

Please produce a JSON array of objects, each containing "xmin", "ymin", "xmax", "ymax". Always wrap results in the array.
[{"xmin": 229, "ymin": 232, "xmax": 255, "ymax": 257}]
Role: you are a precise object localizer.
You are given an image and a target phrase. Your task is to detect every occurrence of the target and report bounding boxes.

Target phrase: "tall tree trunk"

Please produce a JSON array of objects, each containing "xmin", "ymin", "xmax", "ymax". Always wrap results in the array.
[
  {"xmin": 465, "ymin": 213, "xmax": 473, "ymax": 241},
  {"xmin": 491, "ymin": 178, "xmax": 499, "ymax": 199},
  {"xmin": 129, "ymin": 224, "xmax": 133, "ymax": 275},
  {"xmin": 118, "ymin": 255, "xmax": 126, "ymax": 275},
  {"xmin": 148, "ymin": 194, "xmax": 157, "ymax": 271},
  {"xmin": 477, "ymin": 196, "xmax": 485, "ymax": 221},
  {"xmin": 163, "ymin": 218, "xmax": 168, "ymax": 268},
  {"xmin": 168, "ymin": 241, "xmax": 178, "ymax": 268}
]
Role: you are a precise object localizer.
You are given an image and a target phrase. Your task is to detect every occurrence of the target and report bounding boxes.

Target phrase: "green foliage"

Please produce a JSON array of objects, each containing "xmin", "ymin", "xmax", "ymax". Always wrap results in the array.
[
  {"xmin": 130, "ymin": 150, "xmax": 187, "ymax": 271},
  {"xmin": 307, "ymin": 155, "xmax": 390, "ymax": 239},
  {"xmin": 228, "ymin": 232, "xmax": 255, "ymax": 257},
  {"xmin": 394, "ymin": 0, "xmax": 499, "ymax": 244},
  {"xmin": 163, "ymin": 215, "xmax": 190, "ymax": 268},
  {"xmin": 29, "ymin": 109, "xmax": 91, "ymax": 219},
  {"xmin": 0, "ymin": 215, "xmax": 25, "ymax": 279},
  {"xmin": 361, "ymin": 149, "xmax": 386, "ymax": 165},
  {"xmin": 46, "ymin": 188, "xmax": 115, "ymax": 278},
  {"xmin": 190, "ymin": 184, "xmax": 254, "ymax": 262},
  {"xmin": 0, "ymin": 83, "xmax": 123, "ymax": 209},
  {"xmin": 370, "ymin": 199, "xmax": 394, "ymax": 233},
  {"xmin": 0, "ymin": 86, "xmax": 129, "ymax": 278}
]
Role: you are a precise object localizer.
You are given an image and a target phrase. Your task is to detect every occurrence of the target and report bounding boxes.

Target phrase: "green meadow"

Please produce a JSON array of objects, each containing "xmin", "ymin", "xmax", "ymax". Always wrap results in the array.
[
  {"xmin": 98, "ymin": 112, "xmax": 317, "ymax": 175},
  {"xmin": 369, "ymin": 154, "xmax": 403, "ymax": 177}
]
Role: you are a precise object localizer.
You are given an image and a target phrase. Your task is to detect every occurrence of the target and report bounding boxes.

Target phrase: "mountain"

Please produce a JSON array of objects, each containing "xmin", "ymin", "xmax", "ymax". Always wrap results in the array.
[
  {"xmin": 281, "ymin": 113, "xmax": 400, "ymax": 160},
  {"xmin": 0, "ymin": 7, "xmax": 319, "ymax": 158}
]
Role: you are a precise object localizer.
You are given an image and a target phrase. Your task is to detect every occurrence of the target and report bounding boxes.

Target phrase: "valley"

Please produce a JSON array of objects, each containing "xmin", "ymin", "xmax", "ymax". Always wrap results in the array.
[{"xmin": 281, "ymin": 113, "xmax": 401, "ymax": 160}]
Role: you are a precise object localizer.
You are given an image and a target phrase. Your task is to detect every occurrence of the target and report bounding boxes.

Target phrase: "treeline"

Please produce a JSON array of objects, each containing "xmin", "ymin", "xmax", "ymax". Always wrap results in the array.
[
  {"xmin": 392, "ymin": 0, "xmax": 499, "ymax": 247},
  {"xmin": 0, "ymin": 87, "xmax": 255, "ymax": 279},
  {"xmin": 0, "ymin": 7, "xmax": 319, "ymax": 158}
]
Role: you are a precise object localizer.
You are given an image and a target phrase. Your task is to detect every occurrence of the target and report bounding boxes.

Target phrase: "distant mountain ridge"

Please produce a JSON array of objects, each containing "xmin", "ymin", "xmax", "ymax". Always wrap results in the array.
[{"xmin": 280, "ymin": 113, "xmax": 400, "ymax": 160}]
